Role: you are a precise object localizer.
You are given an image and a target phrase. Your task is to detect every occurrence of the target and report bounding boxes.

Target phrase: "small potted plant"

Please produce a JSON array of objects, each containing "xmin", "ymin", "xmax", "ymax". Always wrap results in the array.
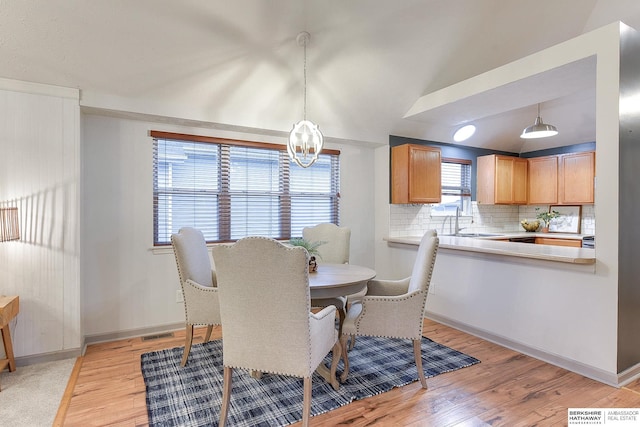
[
  {"xmin": 288, "ymin": 237, "xmax": 325, "ymax": 272},
  {"xmin": 535, "ymin": 207, "xmax": 561, "ymax": 233}
]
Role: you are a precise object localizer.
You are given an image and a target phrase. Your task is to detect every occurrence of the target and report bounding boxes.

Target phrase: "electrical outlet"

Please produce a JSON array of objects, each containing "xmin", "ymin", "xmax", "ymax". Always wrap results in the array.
[{"xmin": 176, "ymin": 289, "xmax": 183, "ymax": 303}]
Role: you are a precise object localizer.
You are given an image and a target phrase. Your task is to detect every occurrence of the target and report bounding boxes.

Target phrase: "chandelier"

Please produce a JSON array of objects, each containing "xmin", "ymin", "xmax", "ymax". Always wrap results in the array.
[{"xmin": 288, "ymin": 31, "xmax": 324, "ymax": 168}]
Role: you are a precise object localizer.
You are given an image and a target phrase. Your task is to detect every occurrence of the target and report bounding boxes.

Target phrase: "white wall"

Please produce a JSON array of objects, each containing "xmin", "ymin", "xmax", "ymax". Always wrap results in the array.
[
  {"xmin": 428, "ymin": 251, "xmax": 615, "ymax": 381},
  {"xmin": 0, "ymin": 80, "xmax": 81, "ymax": 361},
  {"xmin": 81, "ymin": 114, "xmax": 376, "ymax": 338}
]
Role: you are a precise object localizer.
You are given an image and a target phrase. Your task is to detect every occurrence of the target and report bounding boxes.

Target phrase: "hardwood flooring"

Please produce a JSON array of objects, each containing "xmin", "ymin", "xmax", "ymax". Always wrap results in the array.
[{"xmin": 59, "ymin": 319, "xmax": 640, "ymax": 426}]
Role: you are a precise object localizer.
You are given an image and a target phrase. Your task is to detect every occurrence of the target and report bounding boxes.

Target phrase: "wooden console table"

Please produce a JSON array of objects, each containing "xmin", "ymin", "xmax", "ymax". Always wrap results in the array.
[{"xmin": 0, "ymin": 295, "xmax": 19, "ymax": 383}]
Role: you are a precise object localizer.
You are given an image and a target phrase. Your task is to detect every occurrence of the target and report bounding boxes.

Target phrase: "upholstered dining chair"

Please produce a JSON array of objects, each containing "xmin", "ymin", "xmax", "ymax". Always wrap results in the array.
[
  {"xmin": 303, "ymin": 223, "xmax": 352, "ymax": 335},
  {"xmin": 303, "ymin": 223, "xmax": 351, "ymax": 264},
  {"xmin": 339, "ymin": 229, "xmax": 439, "ymax": 389},
  {"xmin": 213, "ymin": 237, "xmax": 342, "ymax": 427},
  {"xmin": 171, "ymin": 227, "xmax": 221, "ymax": 367}
]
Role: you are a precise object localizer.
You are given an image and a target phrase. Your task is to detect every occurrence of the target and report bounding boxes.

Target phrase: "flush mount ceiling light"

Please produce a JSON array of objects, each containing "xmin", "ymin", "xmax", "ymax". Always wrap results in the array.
[
  {"xmin": 288, "ymin": 31, "xmax": 323, "ymax": 168},
  {"xmin": 520, "ymin": 103, "xmax": 558, "ymax": 139},
  {"xmin": 453, "ymin": 124, "xmax": 476, "ymax": 142}
]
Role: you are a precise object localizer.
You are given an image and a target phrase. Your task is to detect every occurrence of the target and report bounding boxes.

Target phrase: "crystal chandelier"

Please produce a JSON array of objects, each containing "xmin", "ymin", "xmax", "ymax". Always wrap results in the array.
[{"xmin": 288, "ymin": 32, "xmax": 324, "ymax": 168}]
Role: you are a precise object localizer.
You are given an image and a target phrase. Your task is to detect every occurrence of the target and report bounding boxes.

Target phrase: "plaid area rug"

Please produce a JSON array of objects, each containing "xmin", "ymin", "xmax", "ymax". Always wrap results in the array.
[{"xmin": 141, "ymin": 335, "xmax": 480, "ymax": 427}]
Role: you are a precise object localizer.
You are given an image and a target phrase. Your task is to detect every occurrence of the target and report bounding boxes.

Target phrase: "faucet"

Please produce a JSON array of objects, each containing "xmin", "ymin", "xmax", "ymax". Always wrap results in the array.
[
  {"xmin": 441, "ymin": 206, "xmax": 466, "ymax": 236},
  {"xmin": 441, "ymin": 215, "xmax": 453, "ymax": 235},
  {"xmin": 454, "ymin": 206, "xmax": 469, "ymax": 235}
]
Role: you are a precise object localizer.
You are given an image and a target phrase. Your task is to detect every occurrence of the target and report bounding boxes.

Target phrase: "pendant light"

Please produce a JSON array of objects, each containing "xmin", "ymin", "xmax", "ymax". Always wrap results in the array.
[
  {"xmin": 520, "ymin": 103, "xmax": 558, "ymax": 139},
  {"xmin": 288, "ymin": 31, "xmax": 324, "ymax": 168}
]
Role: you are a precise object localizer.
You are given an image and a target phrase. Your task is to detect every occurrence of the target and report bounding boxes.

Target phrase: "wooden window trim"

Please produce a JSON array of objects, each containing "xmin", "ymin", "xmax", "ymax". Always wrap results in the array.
[{"xmin": 149, "ymin": 130, "xmax": 340, "ymax": 155}]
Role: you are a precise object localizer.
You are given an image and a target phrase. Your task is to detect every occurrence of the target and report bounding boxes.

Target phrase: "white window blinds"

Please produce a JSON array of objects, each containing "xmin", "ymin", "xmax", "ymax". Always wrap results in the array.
[
  {"xmin": 431, "ymin": 158, "xmax": 472, "ymax": 216},
  {"xmin": 441, "ymin": 159, "xmax": 472, "ymax": 197},
  {"xmin": 152, "ymin": 132, "xmax": 340, "ymax": 245}
]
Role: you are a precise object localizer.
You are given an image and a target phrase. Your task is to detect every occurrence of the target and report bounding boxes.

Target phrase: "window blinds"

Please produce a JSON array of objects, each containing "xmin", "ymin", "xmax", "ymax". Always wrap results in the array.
[
  {"xmin": 152, "ymin": 134, "xmax": 340, "ymax": 245},
  {"xmin": 441, "ymin": 160, "xmax": 472, "ymax": 196}
]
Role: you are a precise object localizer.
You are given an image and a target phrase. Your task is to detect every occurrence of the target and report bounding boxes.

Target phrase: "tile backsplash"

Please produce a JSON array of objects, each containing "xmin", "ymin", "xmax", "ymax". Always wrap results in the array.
[{"xmin": 389, "ymin": 203, "xmax": 595, "ymax": 237}]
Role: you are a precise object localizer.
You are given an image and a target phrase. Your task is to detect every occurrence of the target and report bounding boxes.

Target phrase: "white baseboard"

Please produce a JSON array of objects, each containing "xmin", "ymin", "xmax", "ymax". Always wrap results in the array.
[
  {"xmin": 426, "ymin": 312, "xmax": 620, "ymax": 387},
  {"xmin": 16, "ymin": 322, "xmax": 189, "ymax": 367},
  {"xmin": 16, "ymin": 348, "xmax": 82, "ymax": 367},
  {"xmin": 617, "ymin": 362, "xmax": 640, "ymax": 387},
  {"xmin": 83, "ymin": 321, "xmax": 185, "ymax": 350}
]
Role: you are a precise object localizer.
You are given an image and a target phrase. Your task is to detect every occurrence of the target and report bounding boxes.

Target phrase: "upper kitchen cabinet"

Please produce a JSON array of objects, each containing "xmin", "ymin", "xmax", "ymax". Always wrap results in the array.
[
  {"xmin": 527, "ymin": 151, "xmax": 595, "ymax": 205},
  {"xmin": 558, "ymin": 151, "xmax": 595, "ymax": 204},
  {"xmin": 528, "ymin": 155, "xmax": 559, "ymax": 204},
  {"xmin": 391, "ymin": 144, "xmax": 441, "ymax": 204},
  {"xmin": 477, "ymin": 154, "xmax": 528, "ymax": 205}
]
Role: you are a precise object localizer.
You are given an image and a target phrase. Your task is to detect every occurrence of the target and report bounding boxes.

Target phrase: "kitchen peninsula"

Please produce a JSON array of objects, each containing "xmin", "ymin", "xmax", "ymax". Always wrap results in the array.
[
  {"xmin": 386, "ymin": 233, "xmax": 595, "ymax": 265},
  {"xmin": 383, "ymin": 231, "xmax": 607, "ymax": 385}
]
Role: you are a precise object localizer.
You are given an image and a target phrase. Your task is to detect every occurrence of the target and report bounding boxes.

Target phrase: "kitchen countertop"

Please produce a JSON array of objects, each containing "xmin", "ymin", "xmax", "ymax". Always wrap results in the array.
[
  {"xmin": 474, "ymin": 231, "xmax": 591, "ymax": 240},
  {"xmin": 385, "ymin": 232, "xmax": 596, "ymax": 265}
]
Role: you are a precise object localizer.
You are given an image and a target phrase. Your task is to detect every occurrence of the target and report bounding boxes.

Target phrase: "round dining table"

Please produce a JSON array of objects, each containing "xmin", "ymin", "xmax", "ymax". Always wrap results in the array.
[{"xmin": 308, "ymin": 263, "xmax": 376, "ymax": 300}]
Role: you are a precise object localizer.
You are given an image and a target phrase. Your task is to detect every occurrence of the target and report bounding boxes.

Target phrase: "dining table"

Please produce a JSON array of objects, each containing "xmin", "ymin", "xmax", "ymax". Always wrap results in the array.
[
  {"xmin": 308, "ymin": 263, "xmax": 376, "ymax": 300},
  {"xmin": 308, "ymin": 263, "xmax": 376, "ymax": 390}
]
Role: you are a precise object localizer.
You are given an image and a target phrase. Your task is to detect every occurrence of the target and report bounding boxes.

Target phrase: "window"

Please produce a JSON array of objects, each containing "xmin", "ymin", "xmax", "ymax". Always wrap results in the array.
[
  {"xmin": 151, "ymin": 131, "xmax": 340, "ymax": 245},
  {"xmin": 430, "ymin": 158, "xmax": 472, "ymax": 216}
]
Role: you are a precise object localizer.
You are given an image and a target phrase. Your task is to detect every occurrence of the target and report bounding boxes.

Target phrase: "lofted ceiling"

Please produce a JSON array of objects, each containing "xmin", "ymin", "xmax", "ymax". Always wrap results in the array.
[{"xmin": 1, "ymin": 0, "xmax": 640, "ymax": 153}]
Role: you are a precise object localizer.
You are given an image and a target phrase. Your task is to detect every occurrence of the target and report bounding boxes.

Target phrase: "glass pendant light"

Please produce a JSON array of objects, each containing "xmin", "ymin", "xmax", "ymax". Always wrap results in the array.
[{"xmin": 288, "ymin": 32, "xmax": 324, "ymax": 168}]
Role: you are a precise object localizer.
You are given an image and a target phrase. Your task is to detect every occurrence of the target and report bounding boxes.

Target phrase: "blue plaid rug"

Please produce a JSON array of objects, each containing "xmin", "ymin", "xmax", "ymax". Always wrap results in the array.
[{"xmin": 141, "ymin": 335, "xmax": 480, "ymax": 426}]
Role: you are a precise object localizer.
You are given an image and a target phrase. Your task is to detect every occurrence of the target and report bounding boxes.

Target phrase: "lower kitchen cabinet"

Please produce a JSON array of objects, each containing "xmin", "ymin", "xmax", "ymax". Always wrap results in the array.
[{"xmin": 534, "ymin": 237, "xmax": 582, "ymax": 247}]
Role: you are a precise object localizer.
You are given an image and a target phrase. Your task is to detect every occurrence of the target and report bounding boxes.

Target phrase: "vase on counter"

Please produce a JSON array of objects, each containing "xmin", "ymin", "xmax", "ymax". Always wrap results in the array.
[{"xmin": 541, "ymin": 226, "xmax": 549, "ymax": 233}]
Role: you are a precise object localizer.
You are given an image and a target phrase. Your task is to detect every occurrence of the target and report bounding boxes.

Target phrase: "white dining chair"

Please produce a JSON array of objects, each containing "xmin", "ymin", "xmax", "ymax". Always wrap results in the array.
[
  {"xmin": 303, "ymin": 223, "xmax": 351, "ymax": 264},
  {"xmin": 339, "ymin": 229, "xmax": 439, "ymax": 388},
  {"xmin": 171, "ymin": 227, "xmax": 221, "ymax": 367},
  {"xmin": 212, "ymin": 236, "xmax": 342, "ymax": 427}
]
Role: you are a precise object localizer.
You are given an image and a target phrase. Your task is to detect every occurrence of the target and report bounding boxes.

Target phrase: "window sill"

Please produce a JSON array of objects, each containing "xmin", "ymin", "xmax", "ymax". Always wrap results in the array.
[
  {"xmin": 150, "ymin": 246, "xmax": 174, "ymax": 255},
  {"xmin": 430, "ymin": 213, "xmax": 473, "ymax": 218},
  {"xmin": 150, "ymin": 243, "xmax": 229, "ymax": 255}
]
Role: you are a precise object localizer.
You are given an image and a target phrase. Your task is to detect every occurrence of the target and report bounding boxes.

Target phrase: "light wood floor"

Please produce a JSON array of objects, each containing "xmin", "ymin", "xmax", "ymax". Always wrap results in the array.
[{"xmin": 57, "ymin": 319, "xmax": 640, "ymax": 426}]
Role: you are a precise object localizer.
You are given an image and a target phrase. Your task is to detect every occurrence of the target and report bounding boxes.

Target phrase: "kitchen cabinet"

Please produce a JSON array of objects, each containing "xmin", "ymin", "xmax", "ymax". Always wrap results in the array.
[
  {"xmin": 391, "ymin": 144, "xmax": 441, "ymax": 204},
  {"xmin": 527, "ymin": 151, "xmax": 595, "ymax": 205},
  {"xmin": 534, "ymin": 237, "xmax": 582, "ymax": 248},
  {"xmin": 558, "ymin": 151, "xmax": 595, "ymax": 204},
  {"xmin": 477, "ymin": 154, "xmax": 528, "ymax": 204},
  {"xmin": 528, "ymin": 155, "xmax": 558, "ymax": 204}
]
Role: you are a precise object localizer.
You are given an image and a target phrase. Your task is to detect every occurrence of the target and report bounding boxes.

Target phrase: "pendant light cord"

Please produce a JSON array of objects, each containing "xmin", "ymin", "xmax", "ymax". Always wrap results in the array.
[{"xmin": 303, "ymin": 37, "xmax": 307, "ymax": 121}]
